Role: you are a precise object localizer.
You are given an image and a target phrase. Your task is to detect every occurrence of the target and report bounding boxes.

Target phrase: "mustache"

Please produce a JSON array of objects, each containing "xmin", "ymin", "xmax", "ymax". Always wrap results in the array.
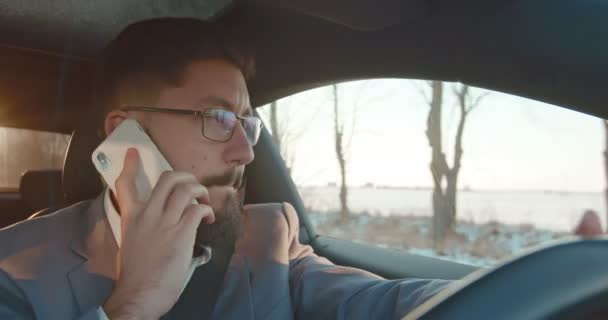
[{"xmin": 201, "ymin": 167, "xmax": 245, "ymax": 188}]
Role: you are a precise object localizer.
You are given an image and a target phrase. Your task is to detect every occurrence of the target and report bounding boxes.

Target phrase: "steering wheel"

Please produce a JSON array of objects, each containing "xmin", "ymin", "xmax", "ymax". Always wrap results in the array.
[{"xmin": 403, "ymin": 238, "xmax": 608, "ymax": 320}]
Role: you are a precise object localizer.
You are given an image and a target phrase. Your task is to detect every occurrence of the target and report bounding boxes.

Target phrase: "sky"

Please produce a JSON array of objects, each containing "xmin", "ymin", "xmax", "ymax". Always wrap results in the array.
[{"xmin": 258, "ymin": 79, "xmax": 605, "ymax": 193}]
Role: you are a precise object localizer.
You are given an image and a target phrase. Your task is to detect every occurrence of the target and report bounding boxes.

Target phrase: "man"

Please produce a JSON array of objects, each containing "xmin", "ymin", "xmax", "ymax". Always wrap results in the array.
[{"xmin": 0, "ymin": 18, "xmax": 450, "ymax": 319}]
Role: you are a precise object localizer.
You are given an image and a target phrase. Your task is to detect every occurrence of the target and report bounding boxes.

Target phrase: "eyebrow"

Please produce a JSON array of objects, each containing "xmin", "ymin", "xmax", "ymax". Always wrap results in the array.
[{"xmin": 196, "ymin": 96, "xmax": 253, "ymax": 116}]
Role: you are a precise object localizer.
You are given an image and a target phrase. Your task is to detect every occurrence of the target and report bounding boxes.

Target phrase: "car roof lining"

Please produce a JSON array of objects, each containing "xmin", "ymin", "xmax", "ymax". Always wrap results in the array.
[
  {"xmin": 0, "ymin": 0, "xmax": 234, "ymax": 58},
  {"xmin": 0, "ymin": 0, "xmax": 429, "ymax": 57},
  {"xmin": 266, "ymin": 0, "xmax": 431, "ymax": 31},
  {"xmin": 0, "ymin": 0, "xmax": 606, "ymax": 134}
]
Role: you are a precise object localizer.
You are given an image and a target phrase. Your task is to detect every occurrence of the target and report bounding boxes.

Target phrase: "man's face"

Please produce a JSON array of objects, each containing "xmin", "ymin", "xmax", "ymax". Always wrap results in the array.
[
  {"xmin": 142, "ymin": 59, "xmax": 254, "ymax": 208},
  {"xmin": 106, "ymin": 59, "xmax": 254, "ymax": 247}
]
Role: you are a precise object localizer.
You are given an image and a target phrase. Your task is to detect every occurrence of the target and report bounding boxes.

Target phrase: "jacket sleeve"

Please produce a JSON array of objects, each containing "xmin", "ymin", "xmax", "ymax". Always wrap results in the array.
[
  {"xmin": 289, "ymin": 254, "xmax": 451, "ymax": 320},
  {"xmin": 0, "ymin": 268, "xmax": 106, "ymax": 320},
  {"xmin": 281, "ymin": 203, "xmax": 452, "ymax": 320}
]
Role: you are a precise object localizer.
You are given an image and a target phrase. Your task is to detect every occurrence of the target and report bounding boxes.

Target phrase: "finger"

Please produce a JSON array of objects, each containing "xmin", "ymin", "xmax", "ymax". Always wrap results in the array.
[
  {"xmin": 147, "ymin": 171, "xmax": 198, "ymax": 214},
  {"xmin": 115, "ymin": 148, "xmax": 142, "ymax": 216},
  {"xmin": 164, "ymin": 183, "xmax": 209, "ymax": 225},
  {"xmin": 196, "ymin": 190, "xmax": 211, "ymax": 206},
  {"xmin": 180, "ymin": 204, "xmax": 215, "ymax": 234}
]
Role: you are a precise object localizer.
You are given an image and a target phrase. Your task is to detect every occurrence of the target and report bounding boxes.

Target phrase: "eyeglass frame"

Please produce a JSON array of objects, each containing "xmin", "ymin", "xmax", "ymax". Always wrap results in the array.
[{"xmin": 119, "ymin": 106, "xmax": 264, "ymax": 145}]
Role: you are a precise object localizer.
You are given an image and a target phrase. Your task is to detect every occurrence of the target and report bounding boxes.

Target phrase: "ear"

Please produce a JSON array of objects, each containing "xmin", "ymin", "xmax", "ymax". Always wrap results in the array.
[{"xmin": 104, "ymin": 110, "xmax": 130, "ymax": 136}]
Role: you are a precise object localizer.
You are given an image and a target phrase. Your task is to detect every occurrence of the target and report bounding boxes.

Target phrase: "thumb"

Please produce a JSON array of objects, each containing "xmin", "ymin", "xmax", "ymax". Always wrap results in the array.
[{"xmin": 114, "ymin": 148, "xmax": 141, "ymax": 215}]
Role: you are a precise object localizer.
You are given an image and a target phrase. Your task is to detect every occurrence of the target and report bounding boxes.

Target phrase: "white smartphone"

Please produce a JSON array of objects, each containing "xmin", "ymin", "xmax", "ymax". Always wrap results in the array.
[
  {"xmin": 92, "ymin": 118, "xmax": 208, "ymax": 258},
  {"xmin": 91, "ymin": 118, "xmax": 174, "ymax": 203}
]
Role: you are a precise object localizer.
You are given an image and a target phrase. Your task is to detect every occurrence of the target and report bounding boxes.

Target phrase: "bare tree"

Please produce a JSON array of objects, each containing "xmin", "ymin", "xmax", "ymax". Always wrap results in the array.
[
  {"xmin": 267, "ymin": 100, "xmax": 298, "ymax": 174},
  {"xmin": 332, "ymin": 84, "xmax": 350, "ymax": 220},
  {"xmin": 424, "ymin": 81, "xmax": 486, "ymax": 250},
  {"xmin": 269, "ymin": 101, "xmax": 281, "ymax": 151},
  {"xmin": 268, "ymin": 100, "xmax": 290, "ymax": 174}
]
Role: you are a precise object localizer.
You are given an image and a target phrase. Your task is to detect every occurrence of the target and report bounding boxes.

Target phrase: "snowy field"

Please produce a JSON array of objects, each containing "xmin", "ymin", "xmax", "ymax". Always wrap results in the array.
[
  {"xmin": 299, "ymin": 186, "xmax": 605, "ymax": 232},
  {"xmin": 300, "ymin": 186, "xmax": 602, "ymax": 266}
]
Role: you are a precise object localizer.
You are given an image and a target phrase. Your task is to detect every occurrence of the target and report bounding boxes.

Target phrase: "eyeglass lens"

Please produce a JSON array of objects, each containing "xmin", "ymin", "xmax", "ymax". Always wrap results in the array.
[{"xmin": 203, "ymin": 109, "xmax": 261, "ymax": 145}]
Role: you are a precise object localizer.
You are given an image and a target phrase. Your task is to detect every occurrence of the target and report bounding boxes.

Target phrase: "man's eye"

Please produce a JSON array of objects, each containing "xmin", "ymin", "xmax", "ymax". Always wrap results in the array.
[{"xmin": 212, "ymin": 111, "xmax": 236, "ymax": 128}]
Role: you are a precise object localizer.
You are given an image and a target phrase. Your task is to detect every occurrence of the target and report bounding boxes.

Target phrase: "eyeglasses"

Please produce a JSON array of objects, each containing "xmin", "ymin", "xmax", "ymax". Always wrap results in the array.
[{"xmin": 120, "ymin": 106, "xmax": 264, "ymax": 146}]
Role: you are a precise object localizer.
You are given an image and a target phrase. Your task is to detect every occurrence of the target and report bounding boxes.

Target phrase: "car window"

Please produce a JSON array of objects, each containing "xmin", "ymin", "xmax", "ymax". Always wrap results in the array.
[
  {"xmin": 0, "ymin": 127, "xmax": 69, "ymax": 190},
  {"xmin": 257, "ymin": 79, "xmax": 605, "ymax": 267}
]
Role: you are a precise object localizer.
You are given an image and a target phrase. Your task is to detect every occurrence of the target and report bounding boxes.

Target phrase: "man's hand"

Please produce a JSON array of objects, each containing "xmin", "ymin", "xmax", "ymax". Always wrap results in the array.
[
  {"xmin": 103, "ymin": 148, "xmax": 215, "ymax": 320},
  {"xmin": 235, "ymin": 203, "xmax": 291, "ymax": 267}
]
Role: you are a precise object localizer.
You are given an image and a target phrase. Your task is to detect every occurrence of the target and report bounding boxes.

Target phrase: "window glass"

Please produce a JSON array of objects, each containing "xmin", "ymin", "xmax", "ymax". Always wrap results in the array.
[
  {"xmin": 0, "ymin": 127, "xmax": 69, "ymax": 190},
  {"xmin": 257, "ymin": 79, "xmax": 605, "ymax": 267}
]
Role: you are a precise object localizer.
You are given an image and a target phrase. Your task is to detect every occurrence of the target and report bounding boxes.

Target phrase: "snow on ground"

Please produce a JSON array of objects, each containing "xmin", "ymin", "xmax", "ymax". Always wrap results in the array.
[
  {"xmin": 299, "ymin": 187, "xmax": 605, "ymax": 232},
  {"xmin": 307, "ymin": 210, "xmax": 570, "ymax": 267}
]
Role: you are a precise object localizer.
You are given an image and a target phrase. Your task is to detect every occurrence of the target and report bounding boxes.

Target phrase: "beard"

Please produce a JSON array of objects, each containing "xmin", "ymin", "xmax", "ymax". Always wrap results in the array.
[{"xmin": 193, "ymin": 180, "xmax": 245, "ymax": 252}]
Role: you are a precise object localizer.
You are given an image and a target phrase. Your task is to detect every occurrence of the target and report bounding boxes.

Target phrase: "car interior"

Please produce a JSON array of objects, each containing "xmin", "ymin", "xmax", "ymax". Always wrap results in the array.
[{"xmin": 0, "ymin": 0, "xmax": 607, "ymax": 319}]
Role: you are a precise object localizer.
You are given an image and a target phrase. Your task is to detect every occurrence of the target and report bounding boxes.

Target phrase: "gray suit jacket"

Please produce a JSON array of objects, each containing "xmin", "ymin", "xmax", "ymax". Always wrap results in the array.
[{"xmin": 0, "ymin": 194, "xmax": 450, "ymax": 319}]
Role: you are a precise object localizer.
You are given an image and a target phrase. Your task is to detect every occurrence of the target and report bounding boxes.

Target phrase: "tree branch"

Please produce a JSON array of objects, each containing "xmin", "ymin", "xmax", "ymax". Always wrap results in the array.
[
  {"xmin": 413, "ymin": 80, "xmax": 432, "ymax": 106},
  {"xmin": 470, "ymin": 91, "xmax": 490, "ymax": 113}
]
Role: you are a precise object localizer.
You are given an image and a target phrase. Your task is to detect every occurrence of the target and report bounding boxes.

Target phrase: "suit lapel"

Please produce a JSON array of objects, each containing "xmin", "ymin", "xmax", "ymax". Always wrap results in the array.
[{"xmin": 67, "ymin": 193, "xmax": 118, "ymax": 314}]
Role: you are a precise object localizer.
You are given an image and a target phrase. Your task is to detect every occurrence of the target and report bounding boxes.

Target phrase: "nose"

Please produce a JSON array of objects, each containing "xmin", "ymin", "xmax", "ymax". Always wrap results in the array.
[{"xmin": 224, "ymin": 121, "xmax": 255, "ymax": 166}]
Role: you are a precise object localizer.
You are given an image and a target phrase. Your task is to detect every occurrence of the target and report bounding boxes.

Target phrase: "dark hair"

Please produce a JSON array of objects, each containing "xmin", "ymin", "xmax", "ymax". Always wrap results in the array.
[{"xmin": 92, "ymin": 18, "xmax": 255, "ymax": 132}]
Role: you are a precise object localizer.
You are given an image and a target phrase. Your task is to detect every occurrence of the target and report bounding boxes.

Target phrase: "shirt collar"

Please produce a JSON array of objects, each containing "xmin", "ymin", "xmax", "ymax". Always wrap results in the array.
[{"xmin": 103, "ymin": 188, "xmax": 212, "ymax": 265}]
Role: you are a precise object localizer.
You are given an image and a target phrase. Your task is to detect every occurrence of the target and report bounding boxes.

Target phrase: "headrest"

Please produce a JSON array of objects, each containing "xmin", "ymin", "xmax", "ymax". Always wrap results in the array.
[
  {"xmin": 19, "ymin": 169, "xmax": 64, "ymax": 212},
  {"xmin": 62, "ymin": 125, "xmax": 104, "ymax": 204}
]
